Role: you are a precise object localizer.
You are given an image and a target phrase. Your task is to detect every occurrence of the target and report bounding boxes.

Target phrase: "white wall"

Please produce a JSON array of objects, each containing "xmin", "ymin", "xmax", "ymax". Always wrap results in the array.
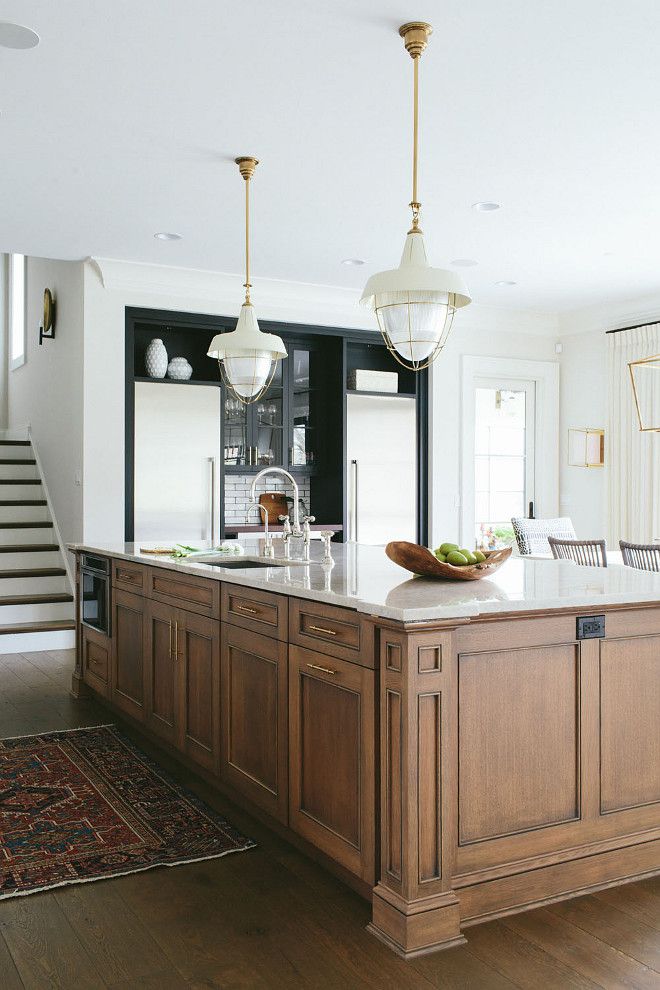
[
  {"xmin": 0, "ymin": 256, "xmax": 7, "ymax": 429},
  {"xmin": 7, "ymin": 257, "xmax": 84, "ymax": 551},
  {"xmin": 557, "ymin": 330, "xmax": 607, "ymax": 538}
]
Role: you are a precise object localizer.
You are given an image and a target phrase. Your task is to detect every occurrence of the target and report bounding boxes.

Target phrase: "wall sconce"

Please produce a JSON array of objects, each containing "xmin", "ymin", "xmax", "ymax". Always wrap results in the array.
[
  {"xmin": 568, "ymin": 428, "xmax": 605, "ymax": 467},
  {"xmin": 628, "ymin": 354, "xmax": 660, "ymax": 431},
  {"xmin": 39, "ymin": 288, "xmax": 55, "ymax": 345}
]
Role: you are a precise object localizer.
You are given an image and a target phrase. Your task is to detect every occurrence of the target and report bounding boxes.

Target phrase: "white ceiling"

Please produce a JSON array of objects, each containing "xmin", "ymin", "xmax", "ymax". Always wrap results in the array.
[{"xmin": 3, "ymin": 0, "xmax": 660, "ymax": 312}]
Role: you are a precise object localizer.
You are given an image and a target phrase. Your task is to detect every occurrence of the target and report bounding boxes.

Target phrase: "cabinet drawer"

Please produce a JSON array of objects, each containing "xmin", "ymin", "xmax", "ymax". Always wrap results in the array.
[
  {"xmin": 113, "ymin": 559, "xmax": 146, "ymax": 595},
  {"xmin": 289, "ymin": 599, "xmax": 374, "ymax": 667},
  {"xmin": 149, "ymin": 567, "xmax": 220, "ymax": 619},
  {"xmin": 222, "ymin": 584, "xmax": 287, "ymax": 640},
  {"xmin": 81, "ymin": 625, "xmax": 110, "ymax": 696}
]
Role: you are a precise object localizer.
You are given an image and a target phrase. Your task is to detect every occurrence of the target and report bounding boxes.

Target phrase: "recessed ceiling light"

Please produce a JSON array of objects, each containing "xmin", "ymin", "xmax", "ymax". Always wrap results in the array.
[
  {"xmin": 472, "ymin": 201, "xmax": 501, "ymax": 212},
  {"xmin": 341, "ymin": 258, "xmax": 365, "ymax": 266},
  {"xmin": 450, "ymin": 258, "xmax": 478, "ymax": 267},
  {"xmin": 495, "ymin": 280, "xmax": 517, "ymax": 287},
  {"xmin": 0, "ymin": 22, "xmax": 40, "ymax": 49},
  {"xmin": 154, "ymin": 232, "xmax": 182, "ymax": 241}
]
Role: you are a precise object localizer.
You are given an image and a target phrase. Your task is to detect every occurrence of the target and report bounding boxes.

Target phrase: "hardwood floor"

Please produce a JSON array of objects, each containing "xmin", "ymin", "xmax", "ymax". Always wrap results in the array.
[{"xmin": 0, "ymin": 648, "xmax": 658, "ymax": 990}]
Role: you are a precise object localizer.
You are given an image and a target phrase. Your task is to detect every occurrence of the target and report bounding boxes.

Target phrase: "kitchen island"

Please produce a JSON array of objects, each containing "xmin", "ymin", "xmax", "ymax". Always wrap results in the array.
[{"xmin": 70, "ymin": 541, "xmax": 660, "ymax": 958}]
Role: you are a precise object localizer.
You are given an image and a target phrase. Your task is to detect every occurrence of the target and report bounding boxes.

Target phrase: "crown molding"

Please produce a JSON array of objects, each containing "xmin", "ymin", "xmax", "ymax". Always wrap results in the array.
[{"xmin": 87, "ymin": 257, "xmax": 559, "ymax": 337}]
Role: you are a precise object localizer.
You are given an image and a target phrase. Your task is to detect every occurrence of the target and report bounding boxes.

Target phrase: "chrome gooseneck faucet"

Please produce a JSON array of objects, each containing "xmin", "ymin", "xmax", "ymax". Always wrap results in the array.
[{"xmin": 249, "ymin": 468, "xmax": 302, "ymax": 536}]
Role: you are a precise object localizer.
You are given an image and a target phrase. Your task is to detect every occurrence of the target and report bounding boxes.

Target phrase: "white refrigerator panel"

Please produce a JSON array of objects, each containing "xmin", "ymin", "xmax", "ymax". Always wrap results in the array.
[
  {"xmin": 134, "ymin": 383, "xmax": 221, "ymax": 543},
  {"xmin": 346, "ymin": 394, "xmax": 417, "ymax": 545}
]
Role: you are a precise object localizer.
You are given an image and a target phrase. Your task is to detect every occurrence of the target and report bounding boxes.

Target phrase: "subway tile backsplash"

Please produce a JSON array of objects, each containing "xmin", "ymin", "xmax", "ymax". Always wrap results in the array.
[{"xmin": 224, "ymin": 474, "xmax": 311, "ymax": 526}]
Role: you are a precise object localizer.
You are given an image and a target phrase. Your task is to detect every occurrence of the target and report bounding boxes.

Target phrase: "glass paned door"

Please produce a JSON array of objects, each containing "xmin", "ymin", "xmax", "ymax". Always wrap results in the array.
[
  {"xmin": 474, "ymin": 382, "xmax": 535, "ymax": 548},
  {"xmin": 290, "ymin": 347, "xmax": 318, "ymax": 468},
  {"xmin": 255, "ymin": 360, "xmax": 284, "ymax": 466}
]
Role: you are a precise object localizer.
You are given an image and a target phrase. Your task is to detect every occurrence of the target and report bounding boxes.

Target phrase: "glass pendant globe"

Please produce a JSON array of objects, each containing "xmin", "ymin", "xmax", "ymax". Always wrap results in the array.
[
  {"xmin": 224, "ymin": 351, "xmax": 274, "ymax": 399},
  {"xmin": 375, "ymin": 290, "xmax": 450, "ymax": 363}
]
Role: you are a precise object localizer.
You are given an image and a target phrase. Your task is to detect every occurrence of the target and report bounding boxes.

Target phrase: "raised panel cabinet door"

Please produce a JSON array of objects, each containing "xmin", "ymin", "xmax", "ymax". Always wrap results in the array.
[
  {"xmin": 458, "ymin": 644, "xmax": 580, "ymax": 845},
  {"xmin": 288, "ymin": 645, "xmax": 375, "ymax": 883},
  {"xmin": 111, "ymin": 589, "xmax": 147, "ymax": 721},
  {"xmin": 221, "ymin": 623, "xmax": 288, "ymax": 822},
  {"xmin": 144, "ymin": 599, "xmax": 179, "ymax": 747},
  {"xmin": 178, "ymin": 609, "xmax": 221, "ymax": 774}
]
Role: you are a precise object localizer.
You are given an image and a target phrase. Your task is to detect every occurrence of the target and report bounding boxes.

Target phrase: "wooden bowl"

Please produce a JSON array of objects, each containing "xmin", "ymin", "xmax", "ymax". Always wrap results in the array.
[{"xmin": 385, "ymin": 542, "xmax": 512, "ymax": 581}]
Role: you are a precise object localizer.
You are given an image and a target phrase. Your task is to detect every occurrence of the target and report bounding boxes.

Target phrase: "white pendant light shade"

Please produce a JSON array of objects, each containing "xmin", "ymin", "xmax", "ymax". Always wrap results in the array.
[
  {"xmin": 361, "ymin": 231, "xmax": 470, "ymax": 368},
  {"xmin": 207, "ymin": 302, "xmax": 286, "ymax": 400}
]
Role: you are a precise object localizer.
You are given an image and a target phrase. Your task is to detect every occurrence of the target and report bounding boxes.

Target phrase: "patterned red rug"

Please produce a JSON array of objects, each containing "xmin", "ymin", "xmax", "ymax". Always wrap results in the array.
[{"xmin": 0, "ymin": 724, "xmax": 255, "ymax": 899}]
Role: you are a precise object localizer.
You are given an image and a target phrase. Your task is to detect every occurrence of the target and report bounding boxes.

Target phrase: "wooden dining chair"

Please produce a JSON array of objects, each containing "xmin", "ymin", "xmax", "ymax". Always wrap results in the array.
[
  {"xmin": 619, "ymin": 540, "xmax": 660, "ymax": 571},
  {"xmin": 548, "ymin": 537, "xmax": 608, "ymax": 568}
]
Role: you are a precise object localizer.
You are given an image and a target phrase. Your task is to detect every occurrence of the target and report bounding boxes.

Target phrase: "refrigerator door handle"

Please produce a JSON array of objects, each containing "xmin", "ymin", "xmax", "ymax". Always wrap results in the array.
[
  {"xmin": 208, "ymin": 456, "xmax": 217, "ymax": 545},
  {"xmin": 350, "ymin": 459, "xmax": 358, "ymax": 542}
]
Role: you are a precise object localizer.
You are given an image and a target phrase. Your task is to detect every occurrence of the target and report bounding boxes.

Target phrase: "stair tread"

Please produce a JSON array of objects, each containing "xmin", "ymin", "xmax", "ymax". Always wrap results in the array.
[
  {"xmin": 0, "ymin": 441, "xmax": 31, "ymax": 447},
  {"xmin": 0, "ymin": 568, "xmax": 67, "ymax": 578},
  {"xmin": 0, "ymin": 544, "xmax": 60, "ymax": 553},
  {"xmin": 0, "ymin": 522, "xmax": 54, "ymax": 529},
  {"xmin": 0, "ymin": 592, "xmax": 73, "ymax": 605},
  {"xmin": 0, "ymin": 619, "xmax": 75, "ymax": 634},
  {"xmin": 0, "ymin": 459, "xmax": 36, "ymax": 465},
  {"xmin": 0, "ymin": 500, "xmax": 47, "ymax": 506}
]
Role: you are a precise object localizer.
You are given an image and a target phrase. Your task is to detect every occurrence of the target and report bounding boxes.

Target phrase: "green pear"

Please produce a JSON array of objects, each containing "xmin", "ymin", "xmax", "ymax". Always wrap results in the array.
[
  {"xmin": 439, "ymin": 542, "xmax": 459, "ymax": 555},
  {"xmin": 473, "ymin": 550, "xmax": 487, "ymax": 563},
  {"xmin": 447, "ymin": 550, "xmax": 469, "ymax": 566},
  {"xmin": 460, "ymin": 549, "xmax": 477, "ymax": 564}
]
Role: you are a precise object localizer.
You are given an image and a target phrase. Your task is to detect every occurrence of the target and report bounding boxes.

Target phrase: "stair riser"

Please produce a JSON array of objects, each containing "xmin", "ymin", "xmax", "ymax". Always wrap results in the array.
[
  {"xmin": 0, "ymin": 551, "xmax": 63, "ymax": 568},
  {"xmin": 0, "ymin": 601, "xmax": 74, "ymax": 623},
  {"xmin": 0, "ymin": 576, "xmax": 69, "ymax": 596},
  {"xmin": 0, "ymin": 484, "xmax": 43, "ymax": 499},
  {"xmin": 0, "ymin": 463, "xmax": 38, "ymax": 480},
  {"xmin": 0, "ymin": 445, "xmax": 34, "ymax": 461},
  {"xmin": 0, "ymin": 528, "xmax": 54, "ymax": 545},
  {"xmin": 0, "ymin": 506, "xmax": 50, "ymax": 523},
  {"xmin": 0, "ymin": 629, "xmax": 75, "ymax": 652}
]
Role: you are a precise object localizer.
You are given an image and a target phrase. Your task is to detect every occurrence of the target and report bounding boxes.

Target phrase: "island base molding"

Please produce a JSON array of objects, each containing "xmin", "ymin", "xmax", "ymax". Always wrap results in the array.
[{"xmin": 368, "ymin": 886, "xmax": 466, "ymax": 958}]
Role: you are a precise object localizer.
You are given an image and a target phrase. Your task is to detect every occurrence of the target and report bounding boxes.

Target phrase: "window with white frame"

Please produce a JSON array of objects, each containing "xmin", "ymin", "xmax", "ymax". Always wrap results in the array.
[{"xmin": 9, "ymin": 254, "xmax": 26, "ymax": 370}]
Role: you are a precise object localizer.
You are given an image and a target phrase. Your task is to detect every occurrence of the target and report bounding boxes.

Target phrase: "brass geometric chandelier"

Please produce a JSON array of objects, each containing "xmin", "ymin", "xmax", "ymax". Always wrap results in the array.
[{"xmin": 629, "ymin": 354, "xmax": 660, "ymax": 432}]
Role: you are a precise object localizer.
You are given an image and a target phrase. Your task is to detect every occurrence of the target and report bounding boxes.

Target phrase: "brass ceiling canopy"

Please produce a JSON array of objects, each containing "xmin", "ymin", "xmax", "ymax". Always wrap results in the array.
[{"xmin": 398, "ymin": 21, "xmax": 433, "ymax": 58}]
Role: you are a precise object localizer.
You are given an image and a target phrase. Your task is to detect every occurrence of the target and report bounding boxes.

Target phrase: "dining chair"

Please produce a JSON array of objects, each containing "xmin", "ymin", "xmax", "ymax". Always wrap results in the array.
[
  {"xmin": 548, "ymin": 537, "xmax": 608, "ymax": 567},
  {"xmin": 619, "ymin": 540, "xmax": 660, "ymax": 571},
  {"xmin": 511, "ymin": 516, "xmax": 576, "ymax": 556}
]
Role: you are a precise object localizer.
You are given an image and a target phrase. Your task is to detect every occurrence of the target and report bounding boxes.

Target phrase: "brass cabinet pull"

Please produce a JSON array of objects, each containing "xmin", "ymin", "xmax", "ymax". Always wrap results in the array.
[
  {"xmin": 175, "ymin": 620, "xmax": 180, "ymax": 661},
  {"xmin": 235, "ymin": 603, "xmax": 258, "ymax": 614},
  {"xmin": 119, "ymin": 570, "xmax": 138, "ymax": 582},
  {"xmin": 308, "ymin": 624, "xmax": 337, "ymax": 637},
  {"xmin": 307, "ymin": 663, "xmax": 337, "ymax": 676},
  {"xmin": 168, "ymin": 619, "xmax": 173, "ymax": 661}
]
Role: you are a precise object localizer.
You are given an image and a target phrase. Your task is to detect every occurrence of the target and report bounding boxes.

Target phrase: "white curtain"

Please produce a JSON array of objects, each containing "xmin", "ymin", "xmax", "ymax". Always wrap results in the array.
[{"xmin": 607, "ymin": 323, "xmax": 660, "ymax": 544}]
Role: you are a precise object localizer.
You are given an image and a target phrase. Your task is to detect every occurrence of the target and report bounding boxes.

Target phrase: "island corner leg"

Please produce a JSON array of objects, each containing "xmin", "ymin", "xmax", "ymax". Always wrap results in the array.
[{"xmin": 368, "ymin": 622, "xmax": 465, "ymax": 957}]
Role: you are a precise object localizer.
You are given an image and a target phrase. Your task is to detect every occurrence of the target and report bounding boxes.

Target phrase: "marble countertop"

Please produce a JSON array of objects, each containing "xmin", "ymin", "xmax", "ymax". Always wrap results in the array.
[{"xmin": 69, "ymin": 539, "xmax": 660, "ymax": 623}]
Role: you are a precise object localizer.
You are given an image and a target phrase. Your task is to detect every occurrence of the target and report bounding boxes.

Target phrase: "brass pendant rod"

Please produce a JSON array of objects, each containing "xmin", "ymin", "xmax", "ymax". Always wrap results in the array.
[
  {"xmin": 412, "ymin": 53, "xmax": 419, "ymax": 210},
  {"xmin": 244, "ymin": 175, "xmax": 251, "ymax": 303}
]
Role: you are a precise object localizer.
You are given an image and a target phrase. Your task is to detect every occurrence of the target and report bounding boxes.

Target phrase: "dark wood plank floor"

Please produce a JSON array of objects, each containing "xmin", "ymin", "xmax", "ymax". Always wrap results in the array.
[{"xmin": 0, "ymin": 648, "xmax": 658, "ymax": 989}]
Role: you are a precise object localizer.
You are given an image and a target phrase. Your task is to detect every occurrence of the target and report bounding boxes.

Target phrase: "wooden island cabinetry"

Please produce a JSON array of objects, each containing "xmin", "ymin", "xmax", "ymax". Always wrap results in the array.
[{"xmin": 73, "ymin": 548, "xmax": 660, "ymax": 960}]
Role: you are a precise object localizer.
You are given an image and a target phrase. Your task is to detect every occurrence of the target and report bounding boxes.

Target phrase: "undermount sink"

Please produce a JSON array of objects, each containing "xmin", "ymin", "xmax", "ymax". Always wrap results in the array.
[{"xmin": 194, "ymin": 554, "xmax": 308, "ymax": 569}]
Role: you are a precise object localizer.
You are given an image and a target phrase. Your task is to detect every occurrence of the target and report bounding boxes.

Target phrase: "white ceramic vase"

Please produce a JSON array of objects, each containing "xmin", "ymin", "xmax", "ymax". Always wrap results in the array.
[
  {"xmin": 145, "ymin": 338, "xmax": 168, "ymax": 379},
  {"xmin": 167, "ymin": 357, "xmax": 193, "ymax": 381}
]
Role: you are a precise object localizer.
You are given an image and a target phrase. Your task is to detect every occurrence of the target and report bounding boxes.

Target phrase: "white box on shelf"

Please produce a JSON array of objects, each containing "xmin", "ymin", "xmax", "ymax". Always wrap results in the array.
[{"xmin": 347, "ymin": 369, "xmax": 398, "ymax": 393}]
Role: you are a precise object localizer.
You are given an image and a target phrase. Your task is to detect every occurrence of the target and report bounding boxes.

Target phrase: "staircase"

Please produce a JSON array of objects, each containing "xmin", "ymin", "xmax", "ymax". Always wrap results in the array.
[{"xmin": 0, "ymin": 437, "xmax": 75, "ymax": 652}]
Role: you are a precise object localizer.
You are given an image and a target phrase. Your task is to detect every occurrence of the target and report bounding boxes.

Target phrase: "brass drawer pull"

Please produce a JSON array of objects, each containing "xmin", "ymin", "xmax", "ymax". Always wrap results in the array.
[
  {"xmin": 119, "ymin": 569, "xmax": 139, "ymax": 582},
  {"xmin": 235, "ymin": 603, "xmax": 258, "ymax": 614},
  {"xmin": 308, "ymin": 624, "xmax": 337, "ymax": 636},
  {"xmin": 307, "ymin": 663, "xmax": 337, "ymax": 675}
]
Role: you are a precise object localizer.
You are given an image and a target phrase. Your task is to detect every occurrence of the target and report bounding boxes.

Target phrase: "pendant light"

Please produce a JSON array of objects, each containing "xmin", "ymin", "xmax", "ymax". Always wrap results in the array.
[
  {"xmin": 360, "ymin": 22, "xmax": 471, "ymax": 370},
  {"xmin": 207, "ymin": 157, "xmax": 286, "ymax": 402}
]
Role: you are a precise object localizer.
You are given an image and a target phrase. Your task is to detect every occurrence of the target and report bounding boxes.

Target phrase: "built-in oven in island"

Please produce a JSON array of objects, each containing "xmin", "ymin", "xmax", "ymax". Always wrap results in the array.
[{"xmin": 79, "ymin": 553, "xmax": 111, "ymax": 636}]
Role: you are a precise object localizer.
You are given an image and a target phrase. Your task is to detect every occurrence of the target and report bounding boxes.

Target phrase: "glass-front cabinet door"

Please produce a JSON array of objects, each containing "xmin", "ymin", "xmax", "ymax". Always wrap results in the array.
[
  {"xmin": 289, "ymin": 345, "xmax": 319, "ymax": 470},
  {"xmin": 255, "ymin": 359, "xmax": 284, "ymax": 467},
  {"xmin": 223, "ymin": 394, "xmax": 249, "ymax": 467}
]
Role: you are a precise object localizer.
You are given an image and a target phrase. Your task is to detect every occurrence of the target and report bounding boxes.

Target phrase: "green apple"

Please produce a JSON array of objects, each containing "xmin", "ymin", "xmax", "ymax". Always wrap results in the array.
[
  {"xmin": 447, "ymin": 550, "xmax": 469, "ymax": 566},
  {"xmin": 439, "ymin": 542, "xmax": 459, "ymax": 555}
]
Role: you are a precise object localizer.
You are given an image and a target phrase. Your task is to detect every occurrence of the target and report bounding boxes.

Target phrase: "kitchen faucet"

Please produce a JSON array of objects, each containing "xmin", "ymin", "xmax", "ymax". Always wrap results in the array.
[
  {"xmin": 246, "ymin": 501, "xmax": 274, "ymax": 558},
  {"xmin": 250, "ymin": 468, "xmax": 303, "ymax": 535}
]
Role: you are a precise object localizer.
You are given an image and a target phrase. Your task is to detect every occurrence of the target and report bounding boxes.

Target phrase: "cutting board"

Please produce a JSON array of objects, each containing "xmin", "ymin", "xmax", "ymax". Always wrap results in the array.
[{"xmin": 259, "ymin": 492, "xmax": 290, "ymax": 525}]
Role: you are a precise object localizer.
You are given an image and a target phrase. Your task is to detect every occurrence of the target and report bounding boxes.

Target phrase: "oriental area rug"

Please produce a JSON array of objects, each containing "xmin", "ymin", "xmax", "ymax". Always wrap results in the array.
[{"xmin": 0, "ymin": 724, "xmax": 255, "ymax": 899}]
